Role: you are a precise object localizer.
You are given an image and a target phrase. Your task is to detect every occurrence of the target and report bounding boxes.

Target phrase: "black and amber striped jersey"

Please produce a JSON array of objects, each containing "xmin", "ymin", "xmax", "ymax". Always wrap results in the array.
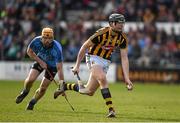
[{"xmin": 88, "ymin": 27, "xmax": 128, "ymax": 60}]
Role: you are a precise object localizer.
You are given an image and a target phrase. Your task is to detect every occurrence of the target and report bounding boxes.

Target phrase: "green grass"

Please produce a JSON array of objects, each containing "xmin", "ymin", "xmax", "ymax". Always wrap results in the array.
[{"xmin": 0, "ymin": 80, "xmax": 180, "ymax": 122}]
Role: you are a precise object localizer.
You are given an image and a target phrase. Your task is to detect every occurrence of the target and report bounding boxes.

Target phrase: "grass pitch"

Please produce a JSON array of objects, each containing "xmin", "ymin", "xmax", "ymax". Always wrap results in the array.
[{"xmin": 0, "ymin": 80, "xmax": 180, "ymax": 122}]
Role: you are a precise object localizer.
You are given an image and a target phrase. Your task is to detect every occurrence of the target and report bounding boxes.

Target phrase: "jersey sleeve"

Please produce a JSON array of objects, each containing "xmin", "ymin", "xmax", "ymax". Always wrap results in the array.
[
  {"xmin": 89, "ymin": 32, "xmax": 99, "ymax": 44},
  {"xmin": 89, "ymin": 27, "xmax": 107, "ymax": 44},
  {"xmin": 55, "ymin": 41, "xmax": 63, "ymax": 63},
  {"xmin": 28, "ymin": 38, "xmax": 39, "ymax": 54},
  {"xmin": 57, "ymin": 47, "xmax": 63, "ymax": 62},
  {"xmin": 119, "ymin": 33, "xmax": 128, "ymax": 49}
]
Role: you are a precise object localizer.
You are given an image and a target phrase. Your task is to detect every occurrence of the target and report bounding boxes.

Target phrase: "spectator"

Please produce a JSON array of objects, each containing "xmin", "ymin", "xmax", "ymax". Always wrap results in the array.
[{"xmin": 0, "ymin": 0, "xmax": 179, "ymax": 68}]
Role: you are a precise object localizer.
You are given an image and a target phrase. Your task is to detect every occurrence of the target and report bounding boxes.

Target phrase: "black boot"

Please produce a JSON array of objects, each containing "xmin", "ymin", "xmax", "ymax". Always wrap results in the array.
[{"xmin": 15, "ymin": 89, "xmax": 29, "ymax": 104}]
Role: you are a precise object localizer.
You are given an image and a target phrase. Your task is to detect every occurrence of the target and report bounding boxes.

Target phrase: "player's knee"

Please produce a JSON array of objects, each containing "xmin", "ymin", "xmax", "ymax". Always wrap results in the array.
[
  {"xmin": 87, "ymin": 92, "xmax": 94, "ymax": 96},
  {"xmin": 86, "ymin": 89, "xmax": 96, "ymax": 96},
  {"xmin": 79, "ymin": 88, "xmax": 95, "ymax": 96},
  {"xmin": 97, "ymin": 74, "xmax": 106, "ymax": 82},
  {"xmin": 25, "ymin": 77, "xmax": 35, "ymax": 83}
]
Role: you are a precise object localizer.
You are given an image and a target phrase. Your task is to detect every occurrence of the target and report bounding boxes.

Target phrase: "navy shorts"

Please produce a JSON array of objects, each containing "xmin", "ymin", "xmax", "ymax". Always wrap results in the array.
[{"xmin": 31, "ymin": 62, "xmax": 57, "ymax": 81}]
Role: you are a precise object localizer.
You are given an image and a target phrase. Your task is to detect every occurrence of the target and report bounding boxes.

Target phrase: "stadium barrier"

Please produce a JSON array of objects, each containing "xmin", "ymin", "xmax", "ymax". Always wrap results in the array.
[
  {"xmin": 117, "ymin": 65, "xmax": 180, "ymax": 83},
  {"xmin": 61, "ymin": 21, "xmax": 180, "ymax": 35},
  {"xmin": 1, "ymin": 62, "xmax": 179, "ymax": 83},
  {"xmin": 0, "ymin": 62, "xmax": 116, "ymax": 83}
]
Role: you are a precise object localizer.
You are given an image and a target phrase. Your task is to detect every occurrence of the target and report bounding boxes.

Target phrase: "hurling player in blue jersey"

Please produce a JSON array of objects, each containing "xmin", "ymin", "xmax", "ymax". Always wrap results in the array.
[{"xmin": 15, "ymin": 27, "xmax": 65, "ymax": 110}]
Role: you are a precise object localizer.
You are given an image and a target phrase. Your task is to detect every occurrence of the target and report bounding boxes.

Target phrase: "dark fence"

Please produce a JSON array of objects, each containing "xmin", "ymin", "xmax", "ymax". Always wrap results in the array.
[{"xmin": 117, "ymin": 65, "xmax": 180, "ymax": 83}]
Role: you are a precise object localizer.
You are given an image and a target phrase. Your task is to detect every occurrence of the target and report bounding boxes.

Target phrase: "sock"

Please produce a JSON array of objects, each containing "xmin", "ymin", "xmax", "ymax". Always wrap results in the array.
[
  {"xmin": 29, "ymin": 98, "xmax": 37, "ymax": 105},
  {"xmin": 101, "ymin": 88, "xmax": 114, "ymax": 112},
  {"xmin": 64, "ymin": 83, "xmax": 79, "ymax": 92}
]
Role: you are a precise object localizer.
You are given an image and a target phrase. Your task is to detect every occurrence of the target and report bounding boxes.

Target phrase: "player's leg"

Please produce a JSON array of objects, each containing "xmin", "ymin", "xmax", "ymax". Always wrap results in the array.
[
  {"xmin": 82, "ymin": 72, "xmax": 99, "ymax": 96},
  {"xmin": 54, "ymin": 81, "xmax": 81, "ymax": 99},
  {"xmin": 92, "ymin": 64, "xmax": 115, "ymax": 117},
  {"xmin": 15, "ymin": 69, "xmax": 41, "ymax": 104},
  {"xmin": 16, "ymin": 62, "xmax": 43, "ymax": 104},
  {"xmin": 54, "ymin": 71, "xmax": 99, "ymax": 98},
  {"xmin": 62, "ymin": 71, "xmax": 99, "ymax": 95},
  {"xmin": 26, "ymin": 68, "xmax": 56, "ymax": 110},
  {"xmin": 26, "ymin": 77, "xmax": 51, "ymax": 110}
]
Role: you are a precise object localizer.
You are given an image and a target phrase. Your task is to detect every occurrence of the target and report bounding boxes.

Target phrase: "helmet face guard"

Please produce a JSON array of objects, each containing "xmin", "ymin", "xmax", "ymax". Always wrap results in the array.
[{"xmin": 109, "ymin": 13, "xmax": 125, "ymax": 23}]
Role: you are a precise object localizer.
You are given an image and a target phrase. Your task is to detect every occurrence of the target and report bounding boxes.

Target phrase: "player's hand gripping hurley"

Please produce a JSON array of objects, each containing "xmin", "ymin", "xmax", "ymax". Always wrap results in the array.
[
  {"xmin": 46, "ymin": 69, "xmax": 75, "ymax": 111},
  {"xmin": 71, "ymin": 67, "xmax": 91, "ymax": 95},
  {"xmin": 70, "ymin": 67, "xmax": 84, "ymax": 91}
]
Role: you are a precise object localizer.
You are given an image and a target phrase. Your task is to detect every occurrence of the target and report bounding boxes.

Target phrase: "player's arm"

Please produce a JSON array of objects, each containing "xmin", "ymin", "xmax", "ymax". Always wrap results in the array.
[
  {"xmin": 55, "ymin": 42, "xmax": 65, "ymax": 84},
  {"xmin": 27, "ymin": 47, "xmax": 47, "ymax": 69},
  {"xmin": 72, "ymin": 39, "xmax": 94, "ymax": 73},
  {"xmin": 120, "ymin": 48, "xmax": 133, "ymax": 90},
  {"xmin": 56, "ymin": 62, "xmax": 64, "ymax": 84}
]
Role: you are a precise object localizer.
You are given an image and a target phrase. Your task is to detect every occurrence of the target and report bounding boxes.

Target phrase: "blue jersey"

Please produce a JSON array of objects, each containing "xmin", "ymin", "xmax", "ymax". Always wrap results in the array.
[{"xmin": 28, "ymin": 36, "xmax": 63, "ymax": 69}]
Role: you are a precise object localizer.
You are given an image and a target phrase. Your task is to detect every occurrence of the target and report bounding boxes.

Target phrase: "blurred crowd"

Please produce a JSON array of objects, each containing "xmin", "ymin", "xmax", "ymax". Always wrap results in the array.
[{"xmin": 0, "ymin": 0, "xmax": 180, "ymax": 68}]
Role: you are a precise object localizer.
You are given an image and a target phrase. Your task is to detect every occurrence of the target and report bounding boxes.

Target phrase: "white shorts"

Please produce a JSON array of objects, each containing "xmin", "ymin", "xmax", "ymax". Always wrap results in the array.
[{"xmin": 85, "ymin": 54, "xmax": 111, "ymax": 73}]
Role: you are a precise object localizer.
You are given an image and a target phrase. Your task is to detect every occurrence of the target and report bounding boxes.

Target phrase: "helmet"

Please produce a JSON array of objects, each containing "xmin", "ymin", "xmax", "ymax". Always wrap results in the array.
[
  {"xmin": 41, "ymin": 27, "xmax": 54, "ymax": 38},
  {"xmin": 109, "ymin": 13, "xmax": 125, "ymax": 23}
]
